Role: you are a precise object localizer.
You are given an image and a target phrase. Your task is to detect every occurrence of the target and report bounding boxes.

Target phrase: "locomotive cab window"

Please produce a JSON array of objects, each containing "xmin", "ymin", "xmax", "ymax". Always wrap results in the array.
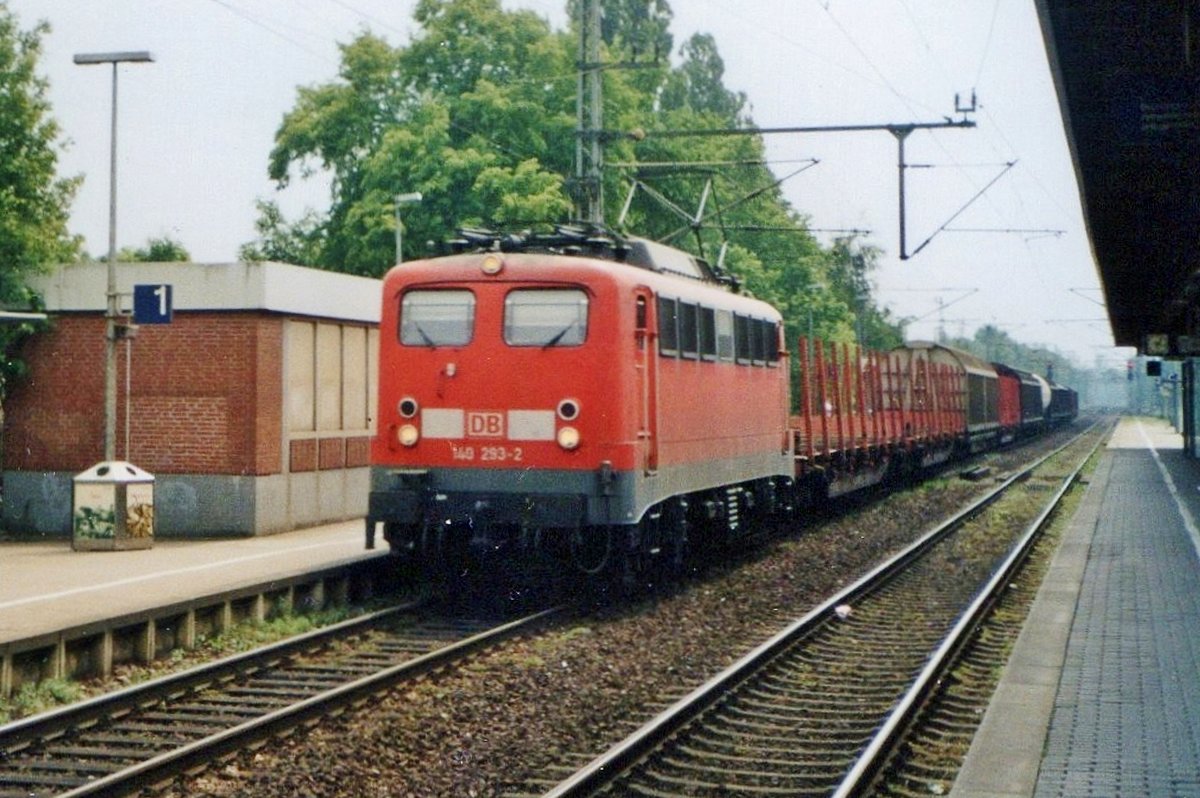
[
  {"xmin": 504, "ymin": 288, "xmax": 589, "ymax": 347},
  {"xmin": 400, "ymin": 289, "xmax": 475, "ymax": 347}
]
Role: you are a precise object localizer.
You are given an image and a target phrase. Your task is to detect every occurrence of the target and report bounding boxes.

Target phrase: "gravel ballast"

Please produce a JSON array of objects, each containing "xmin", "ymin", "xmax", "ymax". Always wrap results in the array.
[{"xmin": 166, "ymin": 442, "xmax": 1069, "ymax": 798}]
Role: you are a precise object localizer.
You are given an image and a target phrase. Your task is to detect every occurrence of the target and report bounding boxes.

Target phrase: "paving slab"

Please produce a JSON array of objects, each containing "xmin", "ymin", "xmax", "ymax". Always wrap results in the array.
[{"xmin": 954, "ymin": 417, "xmax": 1200, "ymax": 797}]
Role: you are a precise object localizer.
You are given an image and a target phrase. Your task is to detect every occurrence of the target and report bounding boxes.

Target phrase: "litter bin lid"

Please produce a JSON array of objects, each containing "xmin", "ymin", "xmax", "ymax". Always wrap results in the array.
[{"xmin": 74, "ymin": 460, "xmax": 155, "ymax": 483}]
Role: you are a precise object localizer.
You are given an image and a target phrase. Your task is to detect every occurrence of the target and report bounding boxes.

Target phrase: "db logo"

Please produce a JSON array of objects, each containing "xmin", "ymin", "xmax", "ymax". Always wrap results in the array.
[{"xmin": 467, "ymin": 411, "xmax": 505, "ymax": 438}]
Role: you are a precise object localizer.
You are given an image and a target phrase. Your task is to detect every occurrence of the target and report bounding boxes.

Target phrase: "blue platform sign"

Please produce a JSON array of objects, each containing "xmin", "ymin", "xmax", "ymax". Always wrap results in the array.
[{"xmin": 133, "ymin": 284, "xmax": 173, "ymax": 324}]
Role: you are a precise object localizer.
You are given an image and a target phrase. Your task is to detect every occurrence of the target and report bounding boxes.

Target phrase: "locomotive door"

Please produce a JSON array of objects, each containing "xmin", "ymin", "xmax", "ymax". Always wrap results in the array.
[{"xmin": 634, "ymin": 290, "xmax": 659, "ymax": 473}]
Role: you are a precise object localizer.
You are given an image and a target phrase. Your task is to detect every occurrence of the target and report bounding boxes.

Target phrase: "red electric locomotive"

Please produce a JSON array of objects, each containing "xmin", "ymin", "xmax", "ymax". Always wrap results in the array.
[{"xmin": 367, "ymin": 229, "xmax": 792, "ymax": 577}]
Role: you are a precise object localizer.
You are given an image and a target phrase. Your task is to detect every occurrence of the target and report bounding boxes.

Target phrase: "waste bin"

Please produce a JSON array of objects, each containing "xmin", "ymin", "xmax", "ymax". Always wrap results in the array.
[{"xmin": 72, "ymin": 461, "xmax": 155, "ymax": 551}]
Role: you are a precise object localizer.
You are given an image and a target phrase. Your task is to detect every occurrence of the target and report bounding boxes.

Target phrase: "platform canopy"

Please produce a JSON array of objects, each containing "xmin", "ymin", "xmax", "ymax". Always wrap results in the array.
[{"xmin": 1036, "ymin": 2, "xmax": 1200, "ymax": 356}]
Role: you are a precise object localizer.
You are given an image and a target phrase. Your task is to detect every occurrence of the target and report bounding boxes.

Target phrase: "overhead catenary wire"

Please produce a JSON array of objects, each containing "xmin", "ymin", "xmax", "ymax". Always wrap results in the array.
[
  {"xmin": 909, "ymin": 160, "xmax": 1017, "ymax": 258},
  {"xmin": 710, "ymin": 1, "xmax": 1018, "ymax": 262},
  {"xmin": 973, "ymin": 0, "xmax": 1004, "ymax": 90},
  {"xmin": 324, "ymin": 0, "xmax": 410, "ymax": 37},
  {"xmin": 205, "ymin": 0, "xmax": 332, "ymax": 62}
]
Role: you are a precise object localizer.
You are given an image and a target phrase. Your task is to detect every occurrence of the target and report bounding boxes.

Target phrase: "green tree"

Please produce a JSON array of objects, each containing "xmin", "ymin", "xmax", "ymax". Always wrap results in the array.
[
  {"xmin": 568, "ymin": 0, "xmax": 673, "ymax": 62},
  {"xmin": 0, "ymin": 5, "xmax": 80, "ymax": 384},
  {"xmin": 238, "ymin": 200, "xmax": 325, "ymax": 266},
  {"xmin": 943, "ymin": 324, "xmax": 1082, "ymax": 388},
  {"xmin": 119, "ymin": 236, "xmax": 190, "ymax": 262},
  {"xmin": 257, "ymin": 3, "xmax": 575, "ymax": 275},
  {"xmin": 249, "ymin": 0, "xmax": 901, "ymax": 351},
  {"xmin": 825, "ymin": 238, "xmax": 903, "ymax": 350},
  {"xmin": 659, "ymin": 32, "xmax": 746, "ymax": 120}
]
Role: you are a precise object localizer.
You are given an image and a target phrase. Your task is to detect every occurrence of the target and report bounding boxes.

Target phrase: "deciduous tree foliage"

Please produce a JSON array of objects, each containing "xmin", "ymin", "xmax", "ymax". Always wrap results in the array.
[
  {"xmin": 249, "ymin": 0, "xmax": 902, "ymax": 349},
  {"xmin": 0, "ymin": 4, "xmax": 80, "ymax": 385},
  {"xmin": 118, "ymin": 236, "xmax": 190, "ymax": 263},
  {"xmin": 944, "ymin": 324, "xmax": 1081, "ymax": 390}
]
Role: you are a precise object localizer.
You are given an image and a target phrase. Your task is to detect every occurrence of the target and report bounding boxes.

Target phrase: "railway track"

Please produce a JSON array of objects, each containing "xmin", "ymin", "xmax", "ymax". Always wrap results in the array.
[
  {"xmin": 0, "ymin": 600, "xmax": 560, "ymax": 797},
  {"xmin": 535, "ymin": 423, "xmax": 1107, "ymax": 797}
]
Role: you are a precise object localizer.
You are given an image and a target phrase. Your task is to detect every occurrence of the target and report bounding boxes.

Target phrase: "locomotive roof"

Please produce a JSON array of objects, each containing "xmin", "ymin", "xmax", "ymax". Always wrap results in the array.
[{"xmin": 439, "ymin": 226, "xmax": 738, "ymax": 289}]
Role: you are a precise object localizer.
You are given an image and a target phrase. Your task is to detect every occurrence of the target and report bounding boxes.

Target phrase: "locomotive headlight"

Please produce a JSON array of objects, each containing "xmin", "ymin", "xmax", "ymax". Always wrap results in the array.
[
  {"xmin": 398, "ymin": 424, "xmax": 420, "ymax": 447},
  {"xmin": 481, "ymin": 254, "xmax": 504, "ymax": 275},
  {"xmin": 557, "ymin": 426, "xmax": 580, "ymax": 450},
  {"xmin": 398, "ymin": 397, "xmax": 419, "ymax": 418}
]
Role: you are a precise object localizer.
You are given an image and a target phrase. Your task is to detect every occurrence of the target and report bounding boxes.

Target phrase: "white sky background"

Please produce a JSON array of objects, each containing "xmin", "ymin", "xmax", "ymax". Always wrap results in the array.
[{"xmin": 8, "ymin": 0, "xmax": 1125, "ymax": 367}]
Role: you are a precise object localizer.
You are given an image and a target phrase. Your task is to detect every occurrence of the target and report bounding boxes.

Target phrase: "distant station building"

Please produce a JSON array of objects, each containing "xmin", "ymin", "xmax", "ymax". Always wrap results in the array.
[{"xmin": 3, "ymin": 261, "xmax": 380, "ymax": 538}]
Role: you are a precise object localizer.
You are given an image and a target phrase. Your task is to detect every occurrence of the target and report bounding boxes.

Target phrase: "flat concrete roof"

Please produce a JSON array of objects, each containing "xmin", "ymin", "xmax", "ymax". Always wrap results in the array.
[{"xmin": 32, "ymin": 261, "xmax": 381, "ymax": 324}]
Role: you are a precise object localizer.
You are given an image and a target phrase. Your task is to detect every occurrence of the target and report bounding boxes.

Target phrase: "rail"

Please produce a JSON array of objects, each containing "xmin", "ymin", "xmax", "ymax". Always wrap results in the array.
[
  {"xmin": 0, "ymin": 555, "xmax": 393, "ymax": 698},
  {"xmin": 0, "ymin": 603, "xmax": 562, "ymax": 797},
  {"xmin": 541, "ymin": 423, "xmax": 1105, "ymax": 797}
]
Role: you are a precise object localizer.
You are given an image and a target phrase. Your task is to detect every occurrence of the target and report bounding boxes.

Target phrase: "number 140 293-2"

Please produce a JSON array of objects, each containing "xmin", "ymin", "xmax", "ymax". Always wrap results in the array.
[{"xmin": 449, "ymin": 444, "xmax": 524, "ymax": 462}]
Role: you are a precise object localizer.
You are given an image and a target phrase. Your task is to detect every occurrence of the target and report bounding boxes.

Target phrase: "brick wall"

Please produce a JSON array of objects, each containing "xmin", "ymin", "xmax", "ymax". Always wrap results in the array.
[
  {"xmin": 3, "ymin": 313, "xmax": 284, "ymax": 476},
  {"xmin": 4, "ymin": 316, "xmax": 106, "ymax": 471}
]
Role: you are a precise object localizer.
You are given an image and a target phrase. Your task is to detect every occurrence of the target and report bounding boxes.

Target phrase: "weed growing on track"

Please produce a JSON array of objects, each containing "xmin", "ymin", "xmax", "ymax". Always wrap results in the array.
[{"xmin": 0, "ymin": 679, "xmax": 83, "ymax": 724}]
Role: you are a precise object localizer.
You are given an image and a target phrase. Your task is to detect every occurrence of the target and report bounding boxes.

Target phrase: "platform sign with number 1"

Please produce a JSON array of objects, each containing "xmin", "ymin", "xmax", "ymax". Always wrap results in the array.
[{"xmin": 133, "ymin": 284, "xmax": 173, "ymax": 324}]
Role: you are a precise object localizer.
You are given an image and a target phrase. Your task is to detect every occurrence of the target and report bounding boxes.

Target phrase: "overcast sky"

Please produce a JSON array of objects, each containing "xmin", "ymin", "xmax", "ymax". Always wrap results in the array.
[{"xmin": 9, "ymin": 0, "xmax": 1124, "ymax": 366}]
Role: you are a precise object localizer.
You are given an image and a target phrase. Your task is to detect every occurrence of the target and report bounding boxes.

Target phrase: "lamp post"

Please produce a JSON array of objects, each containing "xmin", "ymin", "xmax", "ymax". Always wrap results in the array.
[
  {"xmin": 74, "ymin": 50, "xmax": 154, "ymax": 462},
  {"xmin": 394, "ymin": 192, "xmax": 423, "ymax": 265}
]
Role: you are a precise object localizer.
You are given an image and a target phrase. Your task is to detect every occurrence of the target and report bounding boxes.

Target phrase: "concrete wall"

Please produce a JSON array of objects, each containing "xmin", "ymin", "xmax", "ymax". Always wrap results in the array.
[{"xmin": 1, "ymin": 469, "xmax": 370, "ymax": 538}]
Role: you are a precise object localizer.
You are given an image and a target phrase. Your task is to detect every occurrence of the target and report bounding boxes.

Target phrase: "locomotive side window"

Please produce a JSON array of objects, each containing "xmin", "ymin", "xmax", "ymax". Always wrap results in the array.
[
  {"xmin": 699, "ymin": 307, "xmax": 717, "ymax": 360},
  {"xmin": 735, "ymin": 314, "xmax": 752, "ymax": 364},
  {"xmin": 504, "ymin": 289, "xmax": 589, "ymax": 347},
  {"xmin": 716, "ymin": 310, "xmax": 734, "ymax": 361},
  {"xmin": 756, "ymin": 319, "xmax": 778, "ymax": 365},
  {"xmin": 765, "ymin": 321, "xmax": 781, "ymax": 364},
  {"xmin": 656, "ymin": 302, "xmax": 772, "ymax": 366},
  {"xmin": 750, "ymin": 318, "xmax": 766, "ymax": 364},
  {"xmin": 400, "ymin": 290, "xmax": 475, "ymax": 347},
  {"xmin": 679, "ymin": 302, "xmax": 699, "ymax": 359},
  {"xmin": 658, "ymin": 297, "xmax": 679, "ymax": 355}
]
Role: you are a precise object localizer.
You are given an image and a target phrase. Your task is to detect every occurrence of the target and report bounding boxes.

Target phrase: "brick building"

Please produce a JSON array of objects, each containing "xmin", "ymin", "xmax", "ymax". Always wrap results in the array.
[{"xmin": 3, "ymin": 260, "xmax": 380, "ymax": 537}]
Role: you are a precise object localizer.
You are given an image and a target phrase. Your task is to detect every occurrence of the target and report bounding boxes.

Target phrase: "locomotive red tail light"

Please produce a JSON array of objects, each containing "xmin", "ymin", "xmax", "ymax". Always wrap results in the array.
[{"xmin": 398, "ymin": 397, "xmax": 419, "ymax": 418}]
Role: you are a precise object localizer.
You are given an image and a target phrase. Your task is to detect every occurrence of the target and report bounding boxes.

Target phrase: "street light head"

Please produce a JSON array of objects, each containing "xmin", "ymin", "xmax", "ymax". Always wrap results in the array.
[
  {"xmin": 74, "ymin": 51, "xmax": 155, "ymax": 65},
  {"xmin": 395, "ymin": 192, "xmax": 423, "ymax": 204}
]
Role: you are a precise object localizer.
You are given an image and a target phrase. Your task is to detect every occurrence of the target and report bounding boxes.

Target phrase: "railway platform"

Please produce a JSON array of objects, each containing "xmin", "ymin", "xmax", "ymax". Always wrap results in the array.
[
  {"xmin": 0, "ymin": 520, "xmax": 383, "ymax": 647},
  {"xmin": 954, "ymin": 415, "xmax": 1200, "ymax": 797}
]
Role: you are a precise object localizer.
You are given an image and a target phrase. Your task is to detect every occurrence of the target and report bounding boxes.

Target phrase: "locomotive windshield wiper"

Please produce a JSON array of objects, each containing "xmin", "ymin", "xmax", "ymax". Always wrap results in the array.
[
  {"xmin": 412, "ymin": 322, "xmax": 436, "ymax": 347},
  {"xmin": 542, "ymin": 321, "xmax": 577, "ymax": 349}
]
